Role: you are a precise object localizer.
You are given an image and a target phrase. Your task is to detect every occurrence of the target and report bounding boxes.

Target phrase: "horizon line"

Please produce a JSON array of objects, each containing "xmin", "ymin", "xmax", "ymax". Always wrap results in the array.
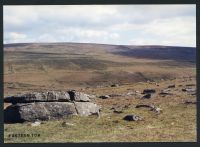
[{"xmin": 3, "ymin": 42, "xmax": 196, "ymax": 48}]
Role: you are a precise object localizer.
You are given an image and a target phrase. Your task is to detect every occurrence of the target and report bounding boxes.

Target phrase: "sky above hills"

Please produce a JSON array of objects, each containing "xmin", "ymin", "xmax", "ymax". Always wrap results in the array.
[{"xmin": 4, "ymin": 5, "xmax": 196, "ymax": 47}]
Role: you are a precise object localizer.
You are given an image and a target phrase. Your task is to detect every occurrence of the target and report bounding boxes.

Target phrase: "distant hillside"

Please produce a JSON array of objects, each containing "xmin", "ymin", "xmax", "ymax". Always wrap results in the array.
[
  {"xmin": 113, "ymin": 45, "xmax": 196, "ymax": 63},
  {"xmin": 4, "ymin": 43, "xmax": 196, "ymax": 63}
]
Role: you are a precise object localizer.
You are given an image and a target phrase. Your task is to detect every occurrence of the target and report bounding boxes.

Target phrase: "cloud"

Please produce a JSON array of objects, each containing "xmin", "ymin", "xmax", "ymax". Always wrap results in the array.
[
  {"xmin": 3, "ymin": 5, "xmax": 196, "ymax": 47},
  {"xmin": 4, "ymin": 32, "xmax": 27, "ymax": 43}
]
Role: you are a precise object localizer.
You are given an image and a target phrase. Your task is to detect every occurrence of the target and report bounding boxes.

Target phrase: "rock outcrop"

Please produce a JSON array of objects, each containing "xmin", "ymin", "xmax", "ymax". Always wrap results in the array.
[
  {"xmin": 4, "ymin": 90, "xmax": 91, "ymax": 104},
  {"xmin": 4, "ymin": 90, "xmax": 100, "ymax": 123}
]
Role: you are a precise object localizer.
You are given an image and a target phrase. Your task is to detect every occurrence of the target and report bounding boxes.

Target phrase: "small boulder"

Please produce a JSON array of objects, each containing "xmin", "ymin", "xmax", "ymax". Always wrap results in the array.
[
  {"xmin": 168, "ymin": 84, "xmax": 175, "ymax": 88},
  {"xmin": 31, "ymin": 121, "xmax": 41, "ymax": 127},
  {"xmin": 182, "ymin": 88, "xmax": 196, "ymax": 92},
  {"xmin": 150, "ymin": 107, "xmax": 162, "ymax": 114},
  {"xmin": 113, "ymin": 110, "xmax": 123, "ymax": 114},
  {"xmin": 142, "ymin": 89, "xmax": 156, "ymax": 94},
  {"xmin": 61, "ymin": 122, "xmax": 75, "ymax": 127},
  {"xmin": 123, "ymin": 115, "xmax": 142, "ymax": 121},
  {"xmin": 111, "ymin": 84, "xmax": 119, "ymax": 87}
]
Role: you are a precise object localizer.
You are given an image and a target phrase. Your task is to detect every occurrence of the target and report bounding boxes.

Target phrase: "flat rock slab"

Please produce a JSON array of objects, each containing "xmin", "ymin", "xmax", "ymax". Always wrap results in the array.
[
  {"xmin": 4, "ymin": 90, "xmax": 91, "ymax": 104},
  {"xmin": 4, "ymin": 102, "xmax": 100, "ymax": 123}
]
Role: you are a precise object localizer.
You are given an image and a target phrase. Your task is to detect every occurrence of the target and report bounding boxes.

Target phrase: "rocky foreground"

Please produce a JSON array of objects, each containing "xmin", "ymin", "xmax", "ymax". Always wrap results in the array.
[{"xmin": 4, "ymin": 90, "xmax": 100, "ymax": 123}]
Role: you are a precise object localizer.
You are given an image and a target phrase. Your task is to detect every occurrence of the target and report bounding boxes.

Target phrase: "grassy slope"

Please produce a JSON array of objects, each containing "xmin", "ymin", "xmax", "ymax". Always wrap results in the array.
[{"xmin": 4, "ymin": 77, "xmax": 196, "ymax": 142}]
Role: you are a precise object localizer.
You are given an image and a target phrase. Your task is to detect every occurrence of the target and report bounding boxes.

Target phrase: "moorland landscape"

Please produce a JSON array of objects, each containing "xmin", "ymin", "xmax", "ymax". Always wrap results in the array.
[{"xmin": 3, "ymin": 42, "xmax": 196, "ymax": 142}]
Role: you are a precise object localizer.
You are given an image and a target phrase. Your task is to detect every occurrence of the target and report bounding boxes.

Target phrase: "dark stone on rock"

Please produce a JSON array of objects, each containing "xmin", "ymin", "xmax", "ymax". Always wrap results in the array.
[
  {"xmin": 142, "ymin": 94, "xmax": 151, "ymax": 99},
  {"xmin": 142, "ymin": 89, "xmax": 156, "ymax": 94},
  {"xmin": 168, "ymin": 84, "xmax": 175, "ymax": 88},
  {"xmin": 68, "ymin": 90, "xmax": 91, "ymax": 102},
  {"xmin": 4, "ymin": 102, "xmax": 77, "ymax": 123},
  {"xmin": 123, "ymin": 115, "xmax": 142, "ymax": 121}
]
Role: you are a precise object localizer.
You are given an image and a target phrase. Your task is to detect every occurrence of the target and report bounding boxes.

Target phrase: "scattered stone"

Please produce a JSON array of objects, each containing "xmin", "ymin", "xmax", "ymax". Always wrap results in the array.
[
  {"xmin": 99, "ymin": 95, "xmax": 110, "ymax": 99},
  {"xmin": 182, "ymin": 88, "xmax": 196, "ymax": 95},
  {"xmin": 135, "ymin": 104, "xmax": 162, "ymax": 114},
  {"xmin": 182, "ymin": 88, "xmax": 196, "ymax": 92},
  {"xmin": 113, "ymin": 109, "xmax": 123, "ymax": 114},
  {"xmin": 150, "ymin": 107, "xmax": 162, "ymax": 114},
  {"xmin": 142, "ymin": 89, "xmax": 156, "ymax": 94},
  {"xmin": 184, "ymin": 100, "xmax": 196, "ymax": 104},
  {"xmin": 142, "ymin": 94, "xmax": 151, "ymax": 99},
  {"xmin": 134, "ymin": 93, "xmax": 144, "ymax": 99},
  {"xmin": 186, "ymin": 84, "xmax": 196, "ymax": 87},
  {"xmin": 125, "ymin": 92, "xmax": 134, "ymax": 97},
  {"xmin": 111, "ymin": 84, "xmax": 119, "ymax": 87},
  {"xmin": 135, "ymin": 90, "xmax": 140, "ymax": 94},
  {"xmin": 61, "ymin": 122, "xmax": 75, "ymax": 127},
  {"xmin": 135, "ymin": 104, "xmax": 154, "ymax": 109},
  {"xmin": 159, "ymin": 90, "xmax": 173, "ymax": 96},
  {"xmin": 108, "ymin": 94, "xmax": 122, "ymax": 97},
  {"xmin": 123, "ymin": 115, "xmax": 142, "ymax": 121},
  {"xmin": 113, "ymin": 120, "xmax": 119, "ymax": 123},
  {"xmin": 168, "ymin": 84, "xmax": 175, "ymax": 88},
  {"xmin": 31, "ymin": 121, "xmax": 41, "ymax": 127},
  {"xmin": 123, "ymin": 104, "xmax": 131, "ymax": 109}
]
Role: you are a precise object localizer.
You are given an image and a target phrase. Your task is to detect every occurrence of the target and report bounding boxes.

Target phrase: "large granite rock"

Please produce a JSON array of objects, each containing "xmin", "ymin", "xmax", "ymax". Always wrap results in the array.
[
  {"xmin": 4, "ymin": 90, "xmax": 100, "ymax": 123},
  {"xmin": 4, "ymin": 102, "xmax": 100, "ymax": 122}
]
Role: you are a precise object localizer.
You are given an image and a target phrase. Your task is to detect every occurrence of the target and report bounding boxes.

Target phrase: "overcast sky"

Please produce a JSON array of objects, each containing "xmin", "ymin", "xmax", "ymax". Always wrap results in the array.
[{"xmin": 4, "ymin": 5, "xmax": 196, "ymax": 47}]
